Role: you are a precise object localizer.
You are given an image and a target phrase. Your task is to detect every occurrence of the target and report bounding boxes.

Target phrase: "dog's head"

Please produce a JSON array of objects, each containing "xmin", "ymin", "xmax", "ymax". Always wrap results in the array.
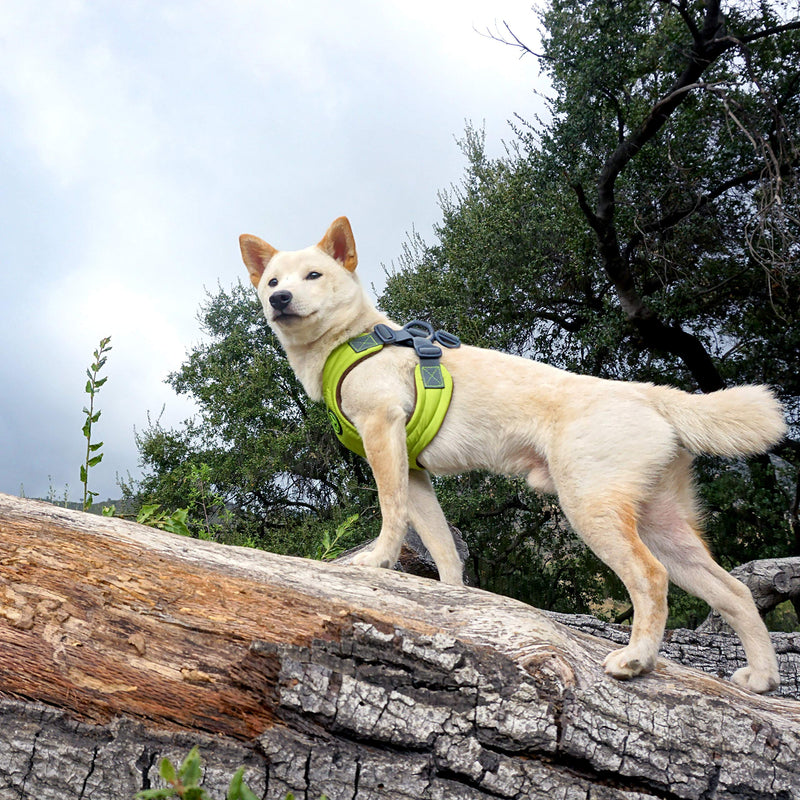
[{"xmin": 239, "ymin": 217, "xmax": 366, "ymax": 347}]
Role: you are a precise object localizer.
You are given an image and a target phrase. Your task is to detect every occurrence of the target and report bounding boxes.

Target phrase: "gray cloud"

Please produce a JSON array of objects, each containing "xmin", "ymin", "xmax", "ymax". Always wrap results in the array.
[{"xmin": 0, "ymin": 0, "xmax": 545, "ymax": 500}]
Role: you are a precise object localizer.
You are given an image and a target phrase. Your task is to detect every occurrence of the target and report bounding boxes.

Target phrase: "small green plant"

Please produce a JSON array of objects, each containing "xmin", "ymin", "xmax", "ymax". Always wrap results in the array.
[
  {"xmin": 46, "ymin": 476, "xmax": 70, "ymax": 507},
  {"xmin": 80, "ymin": 335, "xmax": 112, "ymax": 510},
  {"xmin": 185, "ymin": 462, "xmax": 233, "ymax": 540},
  {"xmin": 136, "ymin": 503, "xmax": 192, "ymax": 537},
  {"xmin": 315, "ymin": 513, "xmax": 359, "ymax": 561},
  {"xmin": 133, "ymin": 747, "xmax": 330, "ymax": 800},
  {"xmin": 134, "ymin": 747, "xmax": 259, "ymax": 800}
]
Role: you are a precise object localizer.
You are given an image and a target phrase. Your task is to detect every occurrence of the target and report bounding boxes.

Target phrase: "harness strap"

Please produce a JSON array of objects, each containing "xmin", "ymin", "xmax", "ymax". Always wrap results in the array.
[{"xmin": 321, "ymin": 321, "xmax": 460, "ymax": 469}]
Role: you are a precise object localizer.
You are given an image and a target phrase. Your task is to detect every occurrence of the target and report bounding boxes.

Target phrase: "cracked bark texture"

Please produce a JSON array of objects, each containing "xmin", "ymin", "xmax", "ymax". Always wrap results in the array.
[
  {"xmin": 697, "ymin": 557, "xmax": 800, "ymax": 634},
  {"xmin": 1, "ymin": 493, "xmax": 799, "ymax": 800}
]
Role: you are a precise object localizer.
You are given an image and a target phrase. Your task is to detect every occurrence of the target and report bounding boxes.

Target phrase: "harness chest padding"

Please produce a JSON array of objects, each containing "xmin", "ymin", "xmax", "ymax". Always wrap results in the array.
[
  {"xmin": 322, "ymin": 334, "xmax": 454, "ymax": 469},
  {"xmin": 405, "ymin": 362, "xmax": 453, "ymax": 468}
]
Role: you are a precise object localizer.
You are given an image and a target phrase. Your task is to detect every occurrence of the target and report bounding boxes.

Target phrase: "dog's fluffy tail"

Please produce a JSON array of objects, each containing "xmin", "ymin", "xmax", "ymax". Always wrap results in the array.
[{"xmin": 648, "ymin": 384, "xmax": 787, "ymax": 458}]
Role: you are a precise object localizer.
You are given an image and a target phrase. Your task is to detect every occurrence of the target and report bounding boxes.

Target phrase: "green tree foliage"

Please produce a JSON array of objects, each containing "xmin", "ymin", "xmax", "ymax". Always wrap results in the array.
[
  {"xmin": 133, "ymin": 1, "xmax": 799, "ymax": 624},
  {"xmin": 129, "ymin": 284, "xmax": 377, "ymax": 555},
  {"xmin": 532, "ymin": 0, "xmax": 800, "ymax": 395},
  {"xmin": 381, "ymin": 1, "xmax": 800, "ymax": 620}
]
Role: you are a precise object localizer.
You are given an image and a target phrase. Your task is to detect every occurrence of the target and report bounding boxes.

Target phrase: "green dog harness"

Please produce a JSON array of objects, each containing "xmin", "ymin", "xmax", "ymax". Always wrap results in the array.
[{"xmin": 322, "ymin": 321, "xmax": 461, "ymax": 469}]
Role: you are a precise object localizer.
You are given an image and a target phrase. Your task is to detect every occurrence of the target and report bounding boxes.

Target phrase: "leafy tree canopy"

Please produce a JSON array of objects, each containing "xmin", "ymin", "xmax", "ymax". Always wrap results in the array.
[
  {"xmin": 133, "ymin": 0, "xmax": 799, "ymax": 624},
  {"xmin": 380, "ymin": 0, "xmax": 800, "ymax": 619},
  {"xmin": 129, "ymin": 283, "xmax": 378, "ymax": 555}
]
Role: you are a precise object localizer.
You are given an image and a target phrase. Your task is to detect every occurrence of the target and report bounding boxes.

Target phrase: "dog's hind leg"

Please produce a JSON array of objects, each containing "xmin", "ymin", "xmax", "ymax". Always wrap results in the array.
[
  {"xmin": 639, "ymin": 453, "xmax": 779, "ymax": 693},
  {"xmin": 556, "ymin": 489, "xmax": 669, "ymax": 680},
  {"xmin": 407, "ymin": 469, "xmax": 464, "ymax": 585}
]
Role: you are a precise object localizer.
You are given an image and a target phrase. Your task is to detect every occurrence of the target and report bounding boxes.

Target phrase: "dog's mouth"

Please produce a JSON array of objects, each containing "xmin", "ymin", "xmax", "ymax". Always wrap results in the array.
[{"xmin": 272, "ymin": 309, "xmax": 314, "ymax": 323}]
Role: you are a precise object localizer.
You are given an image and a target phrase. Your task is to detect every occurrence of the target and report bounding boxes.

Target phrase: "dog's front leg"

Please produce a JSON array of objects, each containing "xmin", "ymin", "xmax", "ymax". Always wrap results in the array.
[{"xmin": 351, "ymin": 403, "xmax": 410, "ymax": 571}]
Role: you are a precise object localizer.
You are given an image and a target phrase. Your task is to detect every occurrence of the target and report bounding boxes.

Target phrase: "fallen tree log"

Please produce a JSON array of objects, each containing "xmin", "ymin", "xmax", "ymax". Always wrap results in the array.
[
  {"xmin": 697, "ymin": 556, "xmax": 800, "ymax": 633},
  {"xmin": 1, "ymin": 492, "xmax": 799, "ymax": 800}
]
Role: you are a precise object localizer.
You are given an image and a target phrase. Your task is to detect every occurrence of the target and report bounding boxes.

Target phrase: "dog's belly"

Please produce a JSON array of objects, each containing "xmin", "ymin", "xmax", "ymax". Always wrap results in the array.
[{"xmin": 418, "ymin": 420, "xmax": 556, "ymax": 493}]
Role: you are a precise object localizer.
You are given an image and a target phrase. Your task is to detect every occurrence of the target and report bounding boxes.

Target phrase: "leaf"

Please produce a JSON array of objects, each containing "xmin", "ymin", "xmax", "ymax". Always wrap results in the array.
[
  {"xmin": 165, "ymin": 508, "xmax": 192, "ymax": 537},
  {"xmin": 88, "ymin": 454, "xmax": 104, "ymax": 467},
  {"xmin": 237, "ymin": 782, "xmax": 260, "ymax": 800},
  {"xmin": 134, "ymin": 790, "xmax": 176, "ymax": 800},
  {"xmin": 85, "ymin": 379, "xmax": 93, "ymax": 394},
  {"xmin": 227, "ymin": 767, "xmax": 244, "ymax": 800},
  {"xmin": 102, "ymin": 505, "xmax": 115, "ymax": 516},
  {"xmin": 79, "ymin": 465, "xmax": 87, "ymax": 483},
  {"xmin": 178, "ymin": 746, "xmax": 203, "ymax": 787},
  {"xmin": 159, "ymin": 757, "xmax": 178, "ymax": 785},
  {"xmin": 91, "ymin": 410, "xmax": 101, "ymax": 423},
  {"xmin": 137, "ymin": 503, "xmax": 161, "ymax": 523},
  {"xmin": 82, "ymin": 420, "xmax": 91, "ymax": 438},
  {"xmin": 94, "ymin": 376, "xmax": 108, "ymax": 388},
  {"xmin": 89, "ymin": 441, "xmax": 103, "ymax": 452}
]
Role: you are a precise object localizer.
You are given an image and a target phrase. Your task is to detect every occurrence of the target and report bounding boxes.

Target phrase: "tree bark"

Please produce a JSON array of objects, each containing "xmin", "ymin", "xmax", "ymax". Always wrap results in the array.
[
  {"xmin": 697, "ymin": 557, "xmax": 800, "ymax": 633},
  {"xmin": 1, "ymin": 493, "xmax": 799, "ymax": 800}
]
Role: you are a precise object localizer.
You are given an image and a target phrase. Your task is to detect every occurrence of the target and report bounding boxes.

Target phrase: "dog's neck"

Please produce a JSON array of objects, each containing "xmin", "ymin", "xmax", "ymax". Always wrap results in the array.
[{"xmin": 279, "ymin": 305, "xmax": 389, "ymax": 402}]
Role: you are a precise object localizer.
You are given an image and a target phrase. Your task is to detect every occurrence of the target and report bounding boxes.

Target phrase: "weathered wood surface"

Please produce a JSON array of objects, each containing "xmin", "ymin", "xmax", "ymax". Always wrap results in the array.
[
  {"xmin": 1, "ymin": 492, "xmax": 799, "ymax": 800},
  {"xmin": 548, "ymin": 611, "xmax": 800, "ymax": 699},
  {"xmin": 698, "ymin": 556, "xmax": 800, "ymax": 632}
]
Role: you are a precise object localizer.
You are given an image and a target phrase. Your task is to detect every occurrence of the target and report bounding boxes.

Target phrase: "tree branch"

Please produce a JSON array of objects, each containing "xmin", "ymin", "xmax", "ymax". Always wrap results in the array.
[
  {"xmin": 738, "ymin": 19, "xmax": 800, "ymax": 44},
  {"xmin": 478, "ymin": 20, "xmax": 552, "ymax": 61}
]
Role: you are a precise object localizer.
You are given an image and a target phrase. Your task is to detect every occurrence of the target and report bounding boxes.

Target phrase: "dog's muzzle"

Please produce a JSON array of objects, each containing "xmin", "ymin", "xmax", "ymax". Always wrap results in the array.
[{"xmin": 269, "ymin": 290, "xmax": 293, "ymax": 311}]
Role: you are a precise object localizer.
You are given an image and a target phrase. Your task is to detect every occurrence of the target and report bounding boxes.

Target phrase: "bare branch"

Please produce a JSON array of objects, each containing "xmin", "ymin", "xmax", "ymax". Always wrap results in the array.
[{"xmin": 478, "ymin": 20, "xmax": 551, "ymax": 61}]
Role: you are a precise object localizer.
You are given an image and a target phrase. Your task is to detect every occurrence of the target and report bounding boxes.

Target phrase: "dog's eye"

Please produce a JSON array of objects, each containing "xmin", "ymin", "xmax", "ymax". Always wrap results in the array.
[
  {"xmin": 267, "ymin": 277, "xmax": 278, "ymax": 287},
  {"xmin": 305, "ymin": 271, "xmax": 322, "ymax": 280}
]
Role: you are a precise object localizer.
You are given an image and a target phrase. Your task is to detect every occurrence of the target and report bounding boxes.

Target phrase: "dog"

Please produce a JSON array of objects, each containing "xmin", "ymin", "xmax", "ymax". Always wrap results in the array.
[{"xmin": 239, "ymin": 216, "xmax": 786, "ymax": 693}]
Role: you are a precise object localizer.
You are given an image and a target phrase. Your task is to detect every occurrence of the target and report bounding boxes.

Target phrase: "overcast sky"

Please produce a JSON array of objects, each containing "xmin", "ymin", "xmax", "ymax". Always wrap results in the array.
[{"xmin": 0, "ymin": 1, "xmax": 546, "ymax": 502}]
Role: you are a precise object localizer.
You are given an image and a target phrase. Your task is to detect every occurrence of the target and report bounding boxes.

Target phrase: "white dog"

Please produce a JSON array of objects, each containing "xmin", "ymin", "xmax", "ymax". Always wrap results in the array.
[{"xmin": 240, "ymin": 216, "xmax": 786, "ymax": 693}]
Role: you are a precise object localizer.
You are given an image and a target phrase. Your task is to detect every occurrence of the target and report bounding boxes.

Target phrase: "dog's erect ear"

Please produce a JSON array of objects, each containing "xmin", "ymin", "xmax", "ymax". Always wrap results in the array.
[
  {"xmin": 317, "ymin": 216, "xmax": 358, "ymax": 272},
  {"xmin": 239, "ymin": 234, "xmax": 278, "ymax": 288}
]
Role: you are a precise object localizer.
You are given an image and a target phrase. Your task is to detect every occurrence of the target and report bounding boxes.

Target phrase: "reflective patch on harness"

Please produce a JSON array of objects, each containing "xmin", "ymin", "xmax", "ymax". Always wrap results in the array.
[
  {"xmin": 350, "ymin": 332, "xmax": 381, "ymax": 352},
  {"xmin": 420, "ymin": 364, "xmax": 446, "ymax": 389}
]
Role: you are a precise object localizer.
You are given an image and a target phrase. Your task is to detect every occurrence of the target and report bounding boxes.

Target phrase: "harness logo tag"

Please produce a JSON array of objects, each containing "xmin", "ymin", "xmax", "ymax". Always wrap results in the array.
[
  {"xmin": 328, "ymin": 409, "xmax": 343, "ymax": 435},
  {"xmin": 349, "ymin": 332, "xmax": 381, "ymax": 353},
  {"xmin": 420, "ymin": 365, "xmax": 446, "ymax": 389}
]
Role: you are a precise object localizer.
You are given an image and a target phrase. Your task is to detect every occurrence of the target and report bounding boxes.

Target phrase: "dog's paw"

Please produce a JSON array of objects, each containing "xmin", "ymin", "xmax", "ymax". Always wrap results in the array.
[
  {"xmin": 603, "ymin": 646, "xmax": 657, "ymax": 681},
  {"xmin": 351, "ymin": 548, "xmax": 395, "ymax": 570},
  {"xmin": 730, "ymin": 666, "xmax": 779, "ymax": 694}
]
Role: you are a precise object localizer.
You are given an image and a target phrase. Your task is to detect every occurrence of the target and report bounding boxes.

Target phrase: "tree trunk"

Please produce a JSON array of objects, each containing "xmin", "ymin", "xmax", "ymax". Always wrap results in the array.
[{"xmin": 1, "ymin": 493, "xmax": 799, "ymax": 800}]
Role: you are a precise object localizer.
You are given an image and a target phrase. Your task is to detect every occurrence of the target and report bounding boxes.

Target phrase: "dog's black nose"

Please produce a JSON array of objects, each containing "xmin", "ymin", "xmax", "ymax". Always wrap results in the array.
[{"xmin": 269, "ymin": 290, "xmax": 293, "ymax": 311}]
